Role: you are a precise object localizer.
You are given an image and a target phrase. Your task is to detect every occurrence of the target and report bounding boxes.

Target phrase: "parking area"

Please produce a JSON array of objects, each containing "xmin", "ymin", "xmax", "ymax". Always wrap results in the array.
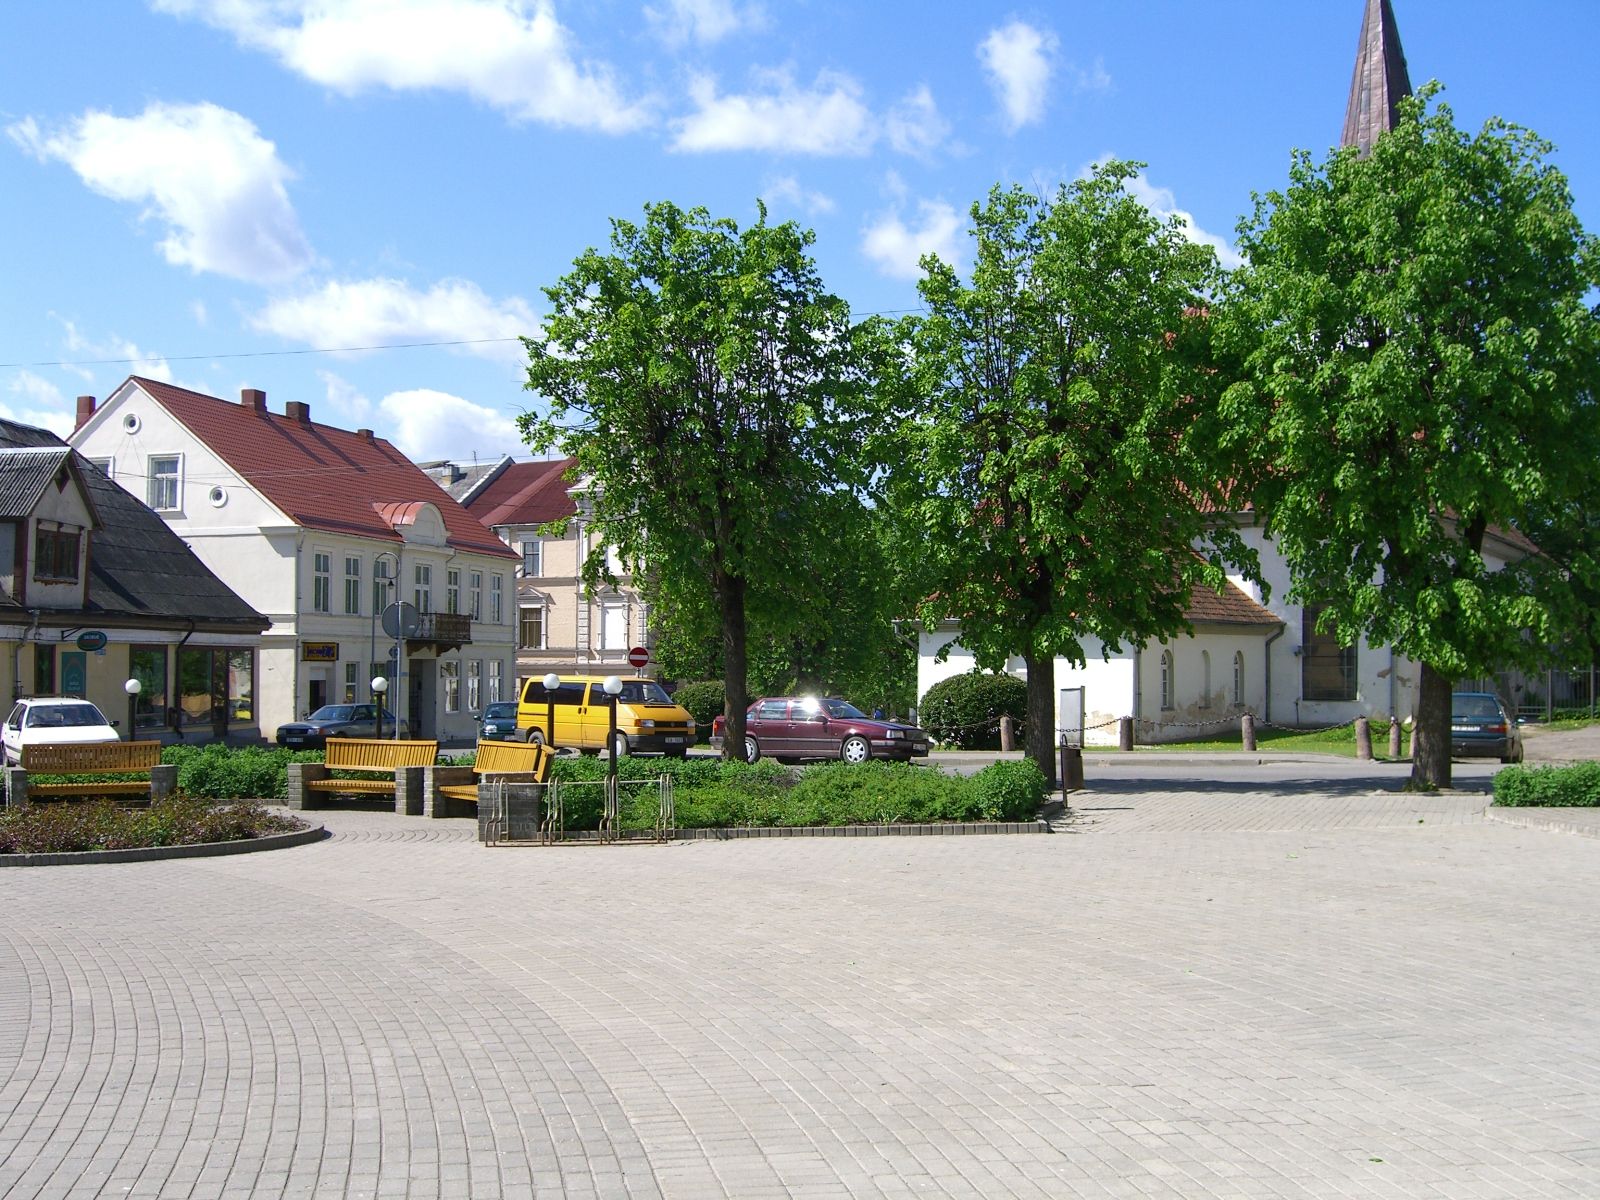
[{"xmin": 1, "ymin": 771, "xmax": 1598, "ymax": 1198}]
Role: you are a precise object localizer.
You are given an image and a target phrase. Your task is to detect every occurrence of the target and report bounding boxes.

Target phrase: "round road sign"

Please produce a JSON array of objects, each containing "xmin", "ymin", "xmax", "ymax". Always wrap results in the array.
[{"xmin": 627, "ymin": 646, "xmax": 649, "ymax": 669}]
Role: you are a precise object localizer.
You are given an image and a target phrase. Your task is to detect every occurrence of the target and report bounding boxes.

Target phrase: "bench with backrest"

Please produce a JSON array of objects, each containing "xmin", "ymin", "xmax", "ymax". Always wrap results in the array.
[
  {"xmin": 7, "ymin": 742, "xmax": 174, "ymax": 807},
  {"xmin": 425, "ymin": 739, "xmax": 552, "ymax": 821},
  {"xmin": 286, "ymin": 738, "xmax": 439, "ymax": 812}
]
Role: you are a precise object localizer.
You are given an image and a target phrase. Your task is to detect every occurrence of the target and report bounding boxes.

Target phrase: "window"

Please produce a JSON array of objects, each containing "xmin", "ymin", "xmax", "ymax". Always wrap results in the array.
[
  {"xmin": 1159, "ymin": 650, "xmax": 1175, "ymax": 711},
  {"xmin": 85, "ymin": 457, "xmax": 112, "ymax": 477},
  {"xmin": 177, "ymin": 647, "xmax": 230, "ymax": 729},
  {"xmin": 446, "ymin": 568, "xmax": 460, "ymax": 614},
  {"xmin": 344, "ymin": 662, "xmax": 358, "ymax": 703},
  {"xmin": 1199, "ymin": 651, "xmax": 1212, "ymax": 709},
  {"xmin": 147, "ymin": 455, "xmax": 180, "ymax": 511},
  {"xmin": 467, "ymin": 660, "xmax": 481, "ymax": 711},
  {"xmin": 130, "ymin": 646, "xmax": 168, "ymax": 730},
  {"xmin": 601, "ymin": 602, "xmax": 627, "ymax": 651},
  {"xmin": 1302, "ymin": 603, "xmax": 1357, "ymax": 701},
  {"xmin": 373, "ymin": 556, "xmax": 394, "ymax": 615},
  {"xmin": 344, "ymin": 556, "xmax": 362, "ymax": 615},
  {"xmin": 33, "ymin": 645, "xmax": 54, "ymax": 695},
  {"xmin": 522, "ymin": 540, "xmax": 542, "ymax": 577},
  {"xmin": 414, "ymin": 563, "xmax": 432, "ymax": 612},
  {"xmin": 518, "ymin": 606, "xmax": 545, "ymax": 650},
  {"xmin": 490, "ymin": 575, "xmax": 503, "ymax": 624},
  {"xmin": 1232, "ymin": 652, "xmax": 1245, "ymax": 707},
  {"xmin": 441, "ymin": 659, "xmax": 460, "ymax": 713},
  {"xmin": 33, "ymin": 525, "xmax": 81, "ymax": 582},
  {"xmin": 469, "ymin": 571, "xmax": 482, "ymax": 620},
  {"xmin": 312, "ymin": 552, "xmax": 332, "ymax": 613},
  {"xmin": 488, "ymin": 659, "xmax": 503, "ymax": 703}
]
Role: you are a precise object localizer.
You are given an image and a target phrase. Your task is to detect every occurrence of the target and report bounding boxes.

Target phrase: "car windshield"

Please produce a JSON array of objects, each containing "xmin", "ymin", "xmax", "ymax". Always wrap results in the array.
[
  {"xmin": 821, "ymin": 698, "xmax": 868, "ymax": 719},
  {"xmin": 483, "ymin": 703, "xmax": 516, "ymax": 719},
  {"xmin": 307, "ymin": 706, "xmax": 357, "ymax": 722},
  {"xmin": 617, "ymin": 681, "xmax": 672, "ymax": 704},
  {"xmin": 25, "ymin": 703, "xmax": 109, "ymax": 728},
  {"xmin": 1453, "ymin": 695, "xmax": 1503, "ymax": 720}
]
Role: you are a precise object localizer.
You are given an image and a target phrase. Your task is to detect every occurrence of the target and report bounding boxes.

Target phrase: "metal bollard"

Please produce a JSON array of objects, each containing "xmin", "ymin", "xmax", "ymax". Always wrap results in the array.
[
  {"xmin": 1355, "ymin": 716, "xmax": 1372, "ymax": 760},
  {"xmin": 1118, "ymin": 716, "xmax": 1134, "ymax": 751},
  {"xmin": 1388, "ymin": 718, "xmax": 1403, "ymax": 760},
  {"xmin": 1241, "ymin": 713, "xmax": 1256, "ymax": 752}
]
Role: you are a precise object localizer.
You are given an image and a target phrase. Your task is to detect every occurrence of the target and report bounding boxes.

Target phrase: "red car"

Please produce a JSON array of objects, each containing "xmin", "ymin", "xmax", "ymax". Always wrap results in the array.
[{"xmin": 711, "ymin": 696, "xmax": 931, "ymax": 764}]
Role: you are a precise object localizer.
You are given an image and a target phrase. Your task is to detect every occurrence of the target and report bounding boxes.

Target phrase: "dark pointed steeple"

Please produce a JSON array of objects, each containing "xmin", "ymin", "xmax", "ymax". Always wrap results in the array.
[{"xmin": 1341, "ymin": 0, "xmax": 1413, "ymax": 154}]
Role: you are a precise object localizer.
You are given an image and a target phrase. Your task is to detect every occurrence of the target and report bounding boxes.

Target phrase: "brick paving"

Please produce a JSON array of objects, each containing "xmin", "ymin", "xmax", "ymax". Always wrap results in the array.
[{"xmin": 1, "ymin": 783, "xmax": 1598, "ymax": 1198}]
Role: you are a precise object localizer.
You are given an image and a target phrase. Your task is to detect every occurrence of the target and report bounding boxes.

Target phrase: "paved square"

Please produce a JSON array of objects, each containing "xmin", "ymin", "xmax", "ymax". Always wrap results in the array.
[{"xmin": 1, "ymin": 782, "xmax": 1597, "ymax": 1198}]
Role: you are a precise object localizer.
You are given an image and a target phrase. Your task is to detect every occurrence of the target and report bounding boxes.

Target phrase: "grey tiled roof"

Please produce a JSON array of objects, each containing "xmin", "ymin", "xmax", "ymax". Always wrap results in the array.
[
  {"xmin": 0, "ymin": 447, "xmax": 74, "ymax": 518},
  {"xmin": 0, "ymin": 419, "xmax": 267, "ymax": 631}
]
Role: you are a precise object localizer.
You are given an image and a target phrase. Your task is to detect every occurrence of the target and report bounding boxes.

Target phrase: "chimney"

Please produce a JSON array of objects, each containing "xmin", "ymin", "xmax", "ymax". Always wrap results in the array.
[
  {"xmin": 285, "ymin": 400, "xmax": 311, "ymax": 423},
  {"xmin": 356, "ymin": 428, "xmax": 374, "ymax": 441},
  {"xmin": 241, "ymin": 387, "xmax": 267, "ymax": 412},
  {"xmin": 74, "ymin": 395, "xmax": 97, "ymax": 430}
]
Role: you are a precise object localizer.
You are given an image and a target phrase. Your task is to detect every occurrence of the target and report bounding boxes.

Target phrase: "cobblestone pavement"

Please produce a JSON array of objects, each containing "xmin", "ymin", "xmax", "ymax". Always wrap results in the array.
[{"xmin": 2, "ymin": 783, "xmax": 1599, "ymax": 1199}]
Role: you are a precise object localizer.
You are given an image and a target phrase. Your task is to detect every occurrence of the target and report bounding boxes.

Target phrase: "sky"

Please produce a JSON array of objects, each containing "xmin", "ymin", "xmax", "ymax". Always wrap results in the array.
[{"xmin": 3, "ymin": 0, "xmax": 1598, "ymax": 466}]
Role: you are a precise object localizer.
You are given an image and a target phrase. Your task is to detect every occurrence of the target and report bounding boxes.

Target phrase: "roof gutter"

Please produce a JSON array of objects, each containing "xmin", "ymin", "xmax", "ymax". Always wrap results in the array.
[{"xmin": 1263, "ymin": 623, "xmax": 1287, "ymax": 725}]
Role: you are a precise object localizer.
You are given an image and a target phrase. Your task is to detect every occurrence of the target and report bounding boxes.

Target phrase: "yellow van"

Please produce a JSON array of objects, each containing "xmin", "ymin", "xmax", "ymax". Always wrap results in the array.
[{"xmin": 515, "ymin": 675, "xmax": 695, "ymax": 757}]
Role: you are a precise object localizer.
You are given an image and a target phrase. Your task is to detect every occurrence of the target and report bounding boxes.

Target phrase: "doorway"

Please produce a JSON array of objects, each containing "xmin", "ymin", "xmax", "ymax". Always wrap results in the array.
[
  {"xmin": 307, "ymin": 674, "xmax": 327, "ymax": 716},
  {"xmin": 408, "ymin": 658, "xmax": 436, "ymax": 739}
]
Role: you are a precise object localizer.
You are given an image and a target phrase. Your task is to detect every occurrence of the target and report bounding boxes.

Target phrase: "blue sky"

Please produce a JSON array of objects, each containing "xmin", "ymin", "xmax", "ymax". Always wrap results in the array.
[{"xmin": 3, "ymin": 1, "xmax": 1597, "ymax": 464}]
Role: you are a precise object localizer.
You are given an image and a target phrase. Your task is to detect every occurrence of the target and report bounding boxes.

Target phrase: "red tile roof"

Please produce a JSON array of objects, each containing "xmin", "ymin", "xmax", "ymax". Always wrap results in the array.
[
  {"xmin": 1184, "ymin": 576, "xmax": 1281, "ymax": 627},
  {"xmin": 127, "ymin": 377, "xmax": 514, "ymax": 558},
  {"xmin": 463, "ymin": 458, "xmax": 578, "ymax": 528}
]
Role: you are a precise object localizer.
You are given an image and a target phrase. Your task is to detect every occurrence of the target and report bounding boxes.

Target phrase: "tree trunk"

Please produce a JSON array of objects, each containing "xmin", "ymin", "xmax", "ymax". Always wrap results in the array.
[
  {"xmin": 1410, "ymin": 660, "xmax": 1452, "ymax": 789},
  {"xmin": 1023, "ymin": 648, "xmax": 1057, "ymax": 789},
  {"xmin": 718, "ymin": 570, "xmax": 750, "ymax": 761}
]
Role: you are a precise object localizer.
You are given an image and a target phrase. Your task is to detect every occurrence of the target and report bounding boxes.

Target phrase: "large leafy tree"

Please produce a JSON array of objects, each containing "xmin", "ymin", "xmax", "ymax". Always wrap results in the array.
[
  {"xmin": 1218, "ymin": 86, "xmax": 1600, "ymax": 787},
  {"xmin": 884, "ymin": 163, "xmax": 1255, "ymax": 784},
  {"xmin": 520, "ymin": 201, "xmax": 871, "ymax": 758}
]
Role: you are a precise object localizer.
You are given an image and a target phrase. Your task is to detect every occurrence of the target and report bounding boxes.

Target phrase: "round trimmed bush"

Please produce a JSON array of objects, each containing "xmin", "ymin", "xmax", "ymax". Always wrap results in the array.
[
  {"xmin": 670, "ymin": 680, "xmax": 725, "ymax": 743},
  {"xmin": 919, "ymin": 671, "xmax": 1028, "ymax": 750}
]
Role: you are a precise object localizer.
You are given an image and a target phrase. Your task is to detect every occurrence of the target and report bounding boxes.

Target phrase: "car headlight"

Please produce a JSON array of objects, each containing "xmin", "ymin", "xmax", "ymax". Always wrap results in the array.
[
  {"xmin": 883, "ymin": 729, "xmax": 903, "ymax": 739},
  {"xmin": 639, "ymin": 719, "xmax": 655, "ymax": 728}
]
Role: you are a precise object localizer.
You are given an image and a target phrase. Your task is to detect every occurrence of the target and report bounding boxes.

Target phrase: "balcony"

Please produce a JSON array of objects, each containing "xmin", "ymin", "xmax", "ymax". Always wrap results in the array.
[{"xmin": 407, "ymin": 611, "xmax": 473, "ymax": 653}]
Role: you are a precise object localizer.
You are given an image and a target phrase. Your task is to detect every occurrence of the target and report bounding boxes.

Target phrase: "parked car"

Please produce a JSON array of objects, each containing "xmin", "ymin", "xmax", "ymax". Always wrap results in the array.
[
  {"xmin": 710, "ymin": 696, "xmax": 931, "ymax": 764},
  {"xmin": 477, "ymin": 701, "xmax": 520, "ymax": 742},
  {"xmin": 276, "ymin": 704, "xmax": 400, "ymax": 749},
  {"xmin": 1450, "ymin": 691, "xmax": 1524, "ymax": 763},
  {"xmin": 2, "ymin": 697, "xmax": 122, "ymax": 765},
  {"xmin": 515, "ymin": 675, "xmax": 694, "ymax": 757}
]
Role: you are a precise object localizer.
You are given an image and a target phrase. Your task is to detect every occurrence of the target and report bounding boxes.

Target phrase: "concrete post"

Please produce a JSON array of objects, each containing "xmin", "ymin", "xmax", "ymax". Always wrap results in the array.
[
  {"xmin": 1389, "ymin": 718, "xmax": 1403, "ymax": 760},
  {"xmin": 1241, "ymin": 713, "xmax": 1257, "ymax": 752},
  {"xmin": 1118, "ymin": 716, "xmax": 1134, "ymax": 751},
  {"xmin": 999, "ymin": 715, "xmax": 1015, "ymax": 752},
  {"xmin": 5, "ymin": 767, "xmax": 27, "ymax": 808},
  {"xmin": 286, "ymin": 761, "xmax": 327, "ymax": 810},
  {"xmin": 1355, "ymin": 716, "xmax": 1372, "ymax": 760},
  {"xmin": 149, "ymin": 764, "xmax": 177, "ymax": 802}
]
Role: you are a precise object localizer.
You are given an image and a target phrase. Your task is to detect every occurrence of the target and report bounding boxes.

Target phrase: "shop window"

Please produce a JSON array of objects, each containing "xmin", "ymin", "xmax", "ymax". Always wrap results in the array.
[{"xmin": 130, "ymin": 646, "xmax": 168, "ymax": 730}]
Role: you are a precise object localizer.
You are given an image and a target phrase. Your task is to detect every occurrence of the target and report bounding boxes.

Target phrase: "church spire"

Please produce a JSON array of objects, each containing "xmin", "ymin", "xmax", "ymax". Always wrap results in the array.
[{"xmin": 1341, "ymin": 0, "xmax": 1413, "ymax": 154}]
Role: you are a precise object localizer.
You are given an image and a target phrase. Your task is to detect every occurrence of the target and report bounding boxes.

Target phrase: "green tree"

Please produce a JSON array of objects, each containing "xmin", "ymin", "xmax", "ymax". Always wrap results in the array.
[
  {"xmin": 884, "ymin": 163, "xmax": 1255, "ymax": 785},
  {"xmin": 520, "ymin": 201, "xmax": 872, "ymax": 758},
  {"xmin": 1218, "ymin": 86, "xmax": 1600, "ymax": 787}
]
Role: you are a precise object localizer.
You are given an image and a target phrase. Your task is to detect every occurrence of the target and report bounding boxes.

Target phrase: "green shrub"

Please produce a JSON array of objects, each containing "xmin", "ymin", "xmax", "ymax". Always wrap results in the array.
[
  {"xmin": 670, "ymin": 681, "xmax": 725, "ymax": 743},
  {"xmin": 0, "ymin": 797, "xmax": 307, "ymax": 854},
  {"xmin": 1492, "ymin": 762, "xmax": 1600, "ymax": 807},
  {"xmin": 161, "ymin": 743, "xmax": 321, "ymax": 800},
  {"xmin": 967, "ymin": 759, "xmax": 1047, "ymax": 821},
  {"xmin": 919, "ymin": 671, "xmax": 1029, "ymax": 750}
]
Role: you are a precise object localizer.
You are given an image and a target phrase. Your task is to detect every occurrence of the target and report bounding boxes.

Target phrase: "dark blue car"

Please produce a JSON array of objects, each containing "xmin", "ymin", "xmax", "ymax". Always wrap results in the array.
[
  {"xmin": 1450, "ymin": 692, "xmax": 1523, "ymax": 763},
  {"xmin": 477, "ymin": 701, "xmax": 521, "ymax": 742}
]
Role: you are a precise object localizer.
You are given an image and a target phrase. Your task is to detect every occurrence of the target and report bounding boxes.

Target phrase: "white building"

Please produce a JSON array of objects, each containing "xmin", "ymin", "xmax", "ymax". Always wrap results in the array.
[{"xmin": 70, "ymin": 378, "xmax": 518, "ymax": 741}]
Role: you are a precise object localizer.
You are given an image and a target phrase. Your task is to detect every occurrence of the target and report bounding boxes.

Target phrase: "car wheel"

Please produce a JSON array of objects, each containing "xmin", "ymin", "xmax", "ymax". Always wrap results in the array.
[
  {"xmin": 841, "ymin": 735, "xmax": 870, "ymax": 764},
  {"xmin": 743, "ymin": 736, "xmax": 761, "ymax": 764},
  {"xmin": 526, "ymin": 728, "xmax": 545, "ymax": 747},
  {"xmin": 612, "ymin": 732, "xmax": 629, "ymax": 759}
]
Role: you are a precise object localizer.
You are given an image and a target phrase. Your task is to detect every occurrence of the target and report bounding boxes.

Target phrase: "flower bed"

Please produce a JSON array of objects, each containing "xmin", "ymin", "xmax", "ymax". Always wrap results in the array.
[{"xmin": 0, "ymin": 797, "xmax": 308, "ymax": 855}]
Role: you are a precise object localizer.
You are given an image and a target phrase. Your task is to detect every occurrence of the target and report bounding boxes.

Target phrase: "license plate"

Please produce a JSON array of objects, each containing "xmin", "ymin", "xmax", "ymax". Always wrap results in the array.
[
  {"xmin": 665, "ymin": 736, "xmax": 684, "ymax": 744},
  {"xmin": 1451, "ymin": 725, "xmax": 1471, "ymax": 733},
  {"xmin": 286, "ymin": 737, "xmax": 304, "ymax": 745}
]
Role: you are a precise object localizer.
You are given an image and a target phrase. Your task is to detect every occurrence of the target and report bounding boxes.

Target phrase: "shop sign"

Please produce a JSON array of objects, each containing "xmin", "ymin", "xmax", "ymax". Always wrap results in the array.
[{"xmin": 302, "ymin": 642, "xmax": 339, "ymax": 662}]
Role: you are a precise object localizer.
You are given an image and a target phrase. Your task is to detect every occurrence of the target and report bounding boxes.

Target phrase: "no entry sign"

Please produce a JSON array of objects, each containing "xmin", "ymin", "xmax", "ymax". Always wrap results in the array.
[{"xmin": 627, "ymin": 646, "xmax": 649, "ymax": 669}]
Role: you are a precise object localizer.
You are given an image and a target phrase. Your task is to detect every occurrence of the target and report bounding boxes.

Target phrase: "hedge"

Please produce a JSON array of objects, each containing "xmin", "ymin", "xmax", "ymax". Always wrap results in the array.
[
  {"xmin": 1492, "ymin": 762, "xmax": 1600, "ymax": 807},
  {"xmin": 919, "ymin": 671, "xmax": 1029, "ymax": 750},
  {"xmin": 670, "ymin": 681, "xmax": 725, "ymax": 743}
]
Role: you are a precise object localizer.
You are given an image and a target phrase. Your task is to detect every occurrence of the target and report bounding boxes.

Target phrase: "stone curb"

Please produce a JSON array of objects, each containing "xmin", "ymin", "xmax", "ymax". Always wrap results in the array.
[
  {"xmin": 0, "ymin": 823, "xmax": 329, "ymax": 868},
  {"xmin": 512, "ymin": 819, "xmax": 1053, "ymax": 845},
  {"xmin": 1484, "ymin": 808, "xmax": 1600, "ymax": 840}
]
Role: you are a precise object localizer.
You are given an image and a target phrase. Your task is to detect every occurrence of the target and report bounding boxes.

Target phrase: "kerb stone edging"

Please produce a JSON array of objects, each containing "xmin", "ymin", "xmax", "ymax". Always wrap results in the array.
[
  {"xmin": 0, "ymin": 824, "xmax": 328, "ymax": 868},
  {"xmin": 663, "ymin": 818, "xmax": 1051, "ymax": 842}
]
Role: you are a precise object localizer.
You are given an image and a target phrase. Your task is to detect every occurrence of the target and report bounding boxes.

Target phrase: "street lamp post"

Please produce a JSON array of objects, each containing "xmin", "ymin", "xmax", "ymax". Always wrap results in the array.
[
  {"xmin": 123, "ymin": 677, "xmax": 141, "ymax": 740},
  {"xmin": 602, "ymin": 675, "xmax": 623, "ymax": 840},
  {"xmin": 371, "ymin": 676, "xmax": 388, "ymax": 739},
  {"xmin": 542, "ymin": 671, "xmax": 561, "ymax": 747},
  {"xmin": 369, "ymin": 554, "xmax": 396, "ymax": 705}
]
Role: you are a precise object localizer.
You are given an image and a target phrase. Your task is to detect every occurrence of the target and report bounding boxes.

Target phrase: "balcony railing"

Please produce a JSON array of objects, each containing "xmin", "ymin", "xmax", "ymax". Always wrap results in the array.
[{"xmin": 409, "ymin": 611, "xmax": 472, "ymax": 650}]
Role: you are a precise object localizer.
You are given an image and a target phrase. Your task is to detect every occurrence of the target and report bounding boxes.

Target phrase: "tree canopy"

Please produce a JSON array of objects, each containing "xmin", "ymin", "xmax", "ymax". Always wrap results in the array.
[
  {"xmin": 883, "ymin": 163, "xmax": 1256, "ymax": 783},
  {"xmin": 1217, "ymin": 85, "xmax": 1600, "ymax": 785},
  {"xmin": 519, "ymin": 200, "xmax": 874, "ymax": 756}
]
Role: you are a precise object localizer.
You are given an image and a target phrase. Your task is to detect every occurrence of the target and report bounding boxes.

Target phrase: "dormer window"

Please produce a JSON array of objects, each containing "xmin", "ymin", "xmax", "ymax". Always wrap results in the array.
[{"xmin": 34, "ymin": 525, "xmax": 81, "ymax": 583}]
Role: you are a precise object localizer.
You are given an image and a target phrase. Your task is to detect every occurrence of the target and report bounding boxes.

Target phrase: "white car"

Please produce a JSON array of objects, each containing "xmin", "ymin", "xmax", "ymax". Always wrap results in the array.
[{"xmin": 2, "ymin": 697, "xmax": 122, "ymax": 765}]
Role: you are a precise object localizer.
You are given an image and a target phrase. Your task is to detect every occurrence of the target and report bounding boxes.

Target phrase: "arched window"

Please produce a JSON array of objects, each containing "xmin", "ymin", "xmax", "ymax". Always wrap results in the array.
[
  {"xmin": 1200, "ymin": 650, "xmax": 1212, "ymax": 708},
  {"xmin": 1160, "ymin": 650, "xmax": 1175, "ymax": 711},
  {"xmin": 1233, "ymin": 651, "xmax": 1245, "ymax": 707}
]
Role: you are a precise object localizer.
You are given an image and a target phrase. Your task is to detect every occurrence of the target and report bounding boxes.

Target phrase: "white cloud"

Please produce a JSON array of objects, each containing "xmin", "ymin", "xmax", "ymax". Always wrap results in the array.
[
  {"xmin": 671, "ymin": 69, "xmax": 875, "ymax": 155},
  {"xmin": 10, "ymin": 103, "xmax": 313, "ymax": 284},
  {"xmin": 645, "ymin": 0, "xmax": 764, "ymax": 46},
  {"xmin": 762, "ymin": 175, "xmax": 835, "ymax": 216},
  {"xmin": 379, "ymin": 388, "xmax": 525, "ymax": 461},
  {"xmin": 886, "ymin": 85, "xmax": 949, "ymax": 160},
  {"xmin": 54, "ymin": 318, "xmax": 174, "ymax": 383},
  {"xmin": 1118, "ymin": 168, "xmax": 1243, "ymax": 271},
  {"xmin": 861, "ymin": 198, "xmax": 964, "ymax": 281},
  {"xmin": 252, "ymin": 278, "xmax": 538, "ymax": 364},
  {"xmin": 3, "ymin": 371, "xmax": 74, "ymax": 436},
  {"xmin": 977, "ymin": 20, "xmax": 1058, "ymax": 132},
  {"xmin": 152, "ymin": 0, "xmax": 649, "ymax": 133}
]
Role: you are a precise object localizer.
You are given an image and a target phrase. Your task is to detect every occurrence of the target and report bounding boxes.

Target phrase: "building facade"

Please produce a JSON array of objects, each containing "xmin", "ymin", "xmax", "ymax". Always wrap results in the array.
[{"xmin": 70, "ymin": 379, "xmax": 517, "ymax": 741}]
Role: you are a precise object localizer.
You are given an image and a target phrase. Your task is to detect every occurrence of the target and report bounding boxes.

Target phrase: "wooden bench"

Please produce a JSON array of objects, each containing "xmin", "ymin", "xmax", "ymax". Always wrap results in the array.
[
  {"xmin": 287, "ymin": 738, "xmax": 439, "ymax": 811},
  {"xmin": 7, "ymin": 742, "xmax": 174, "ymax": 806},
  {"xmin": 426, "ymin": 740, "xmax": 553, "ymax": 821}
]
